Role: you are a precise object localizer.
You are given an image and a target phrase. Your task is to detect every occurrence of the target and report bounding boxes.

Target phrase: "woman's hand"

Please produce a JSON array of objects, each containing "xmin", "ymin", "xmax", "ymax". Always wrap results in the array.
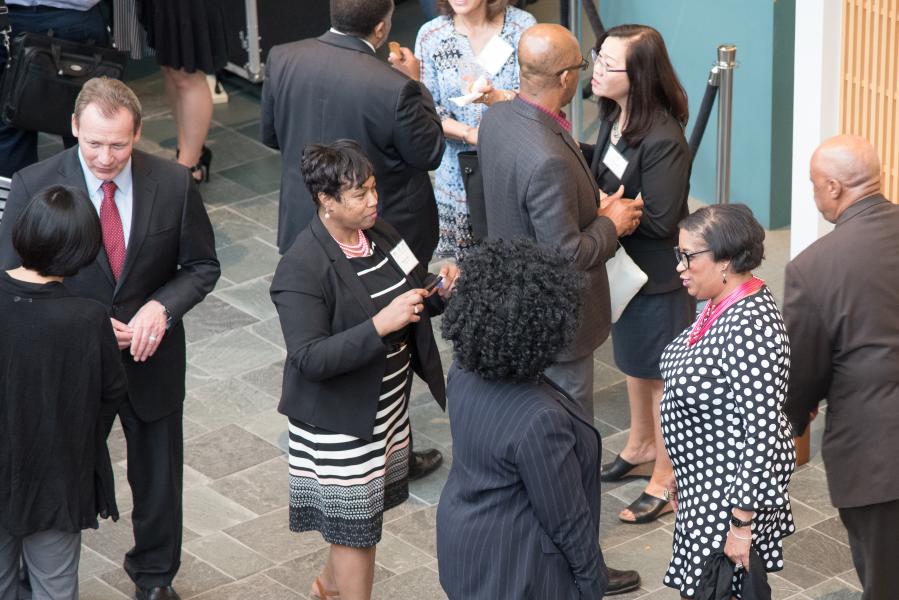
[
  {"xmin": 724, "ymin": 525, "xmax": 753, "ymax": 571},
  {"xmin": 434, "ymin": 263, "xmax": 461, "ymax": 299},
  {"xmin": 372, "ymin": 289, "xmax": 425, "ymax": 336},
  {"xmin": 388, "ymin": 45, "xmax": 420, "ymax": 82}
]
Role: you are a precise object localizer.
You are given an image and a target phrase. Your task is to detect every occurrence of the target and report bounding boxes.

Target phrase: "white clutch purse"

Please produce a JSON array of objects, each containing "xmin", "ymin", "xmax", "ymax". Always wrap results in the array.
[{"xmin": 606, "ymin": 244, "xmax": 648, "ymax": 323}]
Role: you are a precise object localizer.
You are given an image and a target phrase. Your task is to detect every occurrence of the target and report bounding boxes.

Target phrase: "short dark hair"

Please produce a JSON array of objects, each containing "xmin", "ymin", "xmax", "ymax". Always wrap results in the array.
[
  {"xmin": 330, "ymin": 0, "xmax": 393, "ymax": 37},
  {"xmin": 300, "ymin": 140, "xmax": 375, "ymax": 207},
  {"xmin": 595, "ymin": 24, "xmax": 688, "ymax": 146},
  {"xmin": 436, "ymin": 0, "xmax": 507, "ymax": 20},
  {"xmin": 679, "ymin": 204, "xmax": 765, "ymax": 273},
  {"xmin": 442, "ymin": 239, "xmax": 584, "ymax": 381},
  {"xmin": 12, "ymin": 185, "xmax": 102, "ymax": 277}
]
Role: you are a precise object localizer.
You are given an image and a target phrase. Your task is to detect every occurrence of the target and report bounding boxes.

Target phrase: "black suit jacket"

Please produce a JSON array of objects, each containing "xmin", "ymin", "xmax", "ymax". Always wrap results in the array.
[
  {"xmin": 260, "ymin": 31, "xmax": 446, "ymax": 264},
  {"xmin": 270, "ymin": 216, "xmax": 446, "ymax": 441},
  {"xmin": 479, "ymin": 98, "xmax": 618, "ymax": 361},
  {"xmin": 783, "ymin": 194, "xmax": 899, "ymax": 508},
  {"xmin": 582, "ymin": 111, "xmax": 691, "ymax": 294},
  {"xmin": 436, "ymin": 364, "xmax": 607, "ymax": 599},
  {"xmin": 0, "ymin": 147, "xmax": 220, "ymax": 422}
]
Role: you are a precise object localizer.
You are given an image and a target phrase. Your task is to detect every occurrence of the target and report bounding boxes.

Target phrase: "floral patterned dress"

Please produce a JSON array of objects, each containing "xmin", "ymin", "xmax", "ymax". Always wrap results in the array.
[{"xmin": 415, "ymin": 7, "xmax": 535, "ymax": 258}]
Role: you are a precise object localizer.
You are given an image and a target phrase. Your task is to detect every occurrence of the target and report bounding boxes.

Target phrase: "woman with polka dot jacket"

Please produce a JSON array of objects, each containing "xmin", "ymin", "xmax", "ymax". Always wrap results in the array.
[{"xmin": 659, "ymin": 204, "xmax": 795, "ymax": 599}]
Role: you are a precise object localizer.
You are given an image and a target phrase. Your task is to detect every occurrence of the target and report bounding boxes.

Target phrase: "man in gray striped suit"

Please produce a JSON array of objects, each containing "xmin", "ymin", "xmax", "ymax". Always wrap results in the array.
[
  {"xmin": 479, "ymin": 23, "xmax": 643, "ymax": 596},
  {"xmin": 480, "ymin": 24, "xmax": 643, "ymax": 420}
]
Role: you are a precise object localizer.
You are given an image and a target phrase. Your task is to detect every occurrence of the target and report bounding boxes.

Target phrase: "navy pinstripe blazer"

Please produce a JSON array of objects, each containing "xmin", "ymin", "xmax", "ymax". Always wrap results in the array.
[{"xmin": 436, "ymin": 364, "xmax": 608, "ymax": 599}]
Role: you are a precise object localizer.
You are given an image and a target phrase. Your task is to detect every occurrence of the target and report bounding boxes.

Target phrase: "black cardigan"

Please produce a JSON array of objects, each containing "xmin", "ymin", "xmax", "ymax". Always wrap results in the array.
[
  {"xmin": 270, "ymin": 216, "xmax": 446, "ymax": 441},
  {"xmin": 0, "ymin": 272, "xmax": 128, "ymax": 536},
  {"xmin": 582, "ymin": 110, "xmax": 691, "ymax": 295}
]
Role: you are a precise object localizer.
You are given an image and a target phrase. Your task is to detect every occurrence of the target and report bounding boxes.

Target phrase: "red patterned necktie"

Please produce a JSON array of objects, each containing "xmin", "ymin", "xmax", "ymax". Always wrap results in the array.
[{"xmin": 100, "ymin": 180, "xmax": 126, "ymax": 280}]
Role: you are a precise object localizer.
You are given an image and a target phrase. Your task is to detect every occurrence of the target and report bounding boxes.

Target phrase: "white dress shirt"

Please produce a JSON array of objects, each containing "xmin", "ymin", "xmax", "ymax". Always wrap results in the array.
[
  {"xmin": 329, "ymin": 28, "xmax": 376, "ymax": 53},
  {"xmin": 78, "ymin": 150, "xmax": 134, "ymax": 247}
]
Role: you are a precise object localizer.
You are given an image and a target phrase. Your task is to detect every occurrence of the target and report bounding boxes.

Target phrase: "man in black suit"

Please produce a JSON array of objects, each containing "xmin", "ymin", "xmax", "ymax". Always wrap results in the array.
[
  {"xmin": 260, "ymin": 0, "xmax": 445, "ymax": 265},
  {"xmin": 261, "ymin": 0, "xmax": 446, "ymax": 480},
  {"xmin": 0, "ymin": 78, "xmax": 220, "ymax": 600},
  {"xmin": 783, "ymin": 135, "xmax": 899, "ymax": 600}
]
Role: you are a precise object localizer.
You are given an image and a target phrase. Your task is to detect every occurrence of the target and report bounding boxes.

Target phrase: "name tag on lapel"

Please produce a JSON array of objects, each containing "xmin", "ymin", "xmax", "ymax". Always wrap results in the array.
[
  {"xmin": 477, "ymin": 35, "xmax": 515, "ymax": 77},
  {"xmin": 390, "ymin": 240, "xmax": 419, "ymax": 275},
  {"xmin": 602, "ymin": 144, "xmax": 629, "ymax": 180}
]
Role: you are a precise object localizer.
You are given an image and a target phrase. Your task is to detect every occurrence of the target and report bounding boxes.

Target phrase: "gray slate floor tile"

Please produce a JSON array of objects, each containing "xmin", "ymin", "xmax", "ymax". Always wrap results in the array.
[
  {"xmin": 184, "ymin": 424, "xmax": 282, "ymax": 480},
  {"xmin": 184, "ymin": 294, "xmax": 258, "ymax": 345},
  {"xmin": 209, "ymin": 456, "xmax": 289, "ymax": 515},
  {"xmin": 191, "ymin": 573, "xmax": 303, "ymax": 600},
  {"xmin": 188, "ymin": 328, "xmax": 283, "ymax": 379},
  {"xmin": 184, "ymin": 532, "xmax": 274, "ymax": 580}
]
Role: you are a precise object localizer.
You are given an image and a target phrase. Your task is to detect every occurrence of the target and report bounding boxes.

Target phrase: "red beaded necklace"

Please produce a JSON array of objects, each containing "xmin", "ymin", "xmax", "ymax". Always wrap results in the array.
[
  {"xmin": 334, "ymin": 228, "xmax": 371, "ymax": 258},
  {"xmin": 687, "ymin": 276, "xmax": 764, "ymax": 347}
]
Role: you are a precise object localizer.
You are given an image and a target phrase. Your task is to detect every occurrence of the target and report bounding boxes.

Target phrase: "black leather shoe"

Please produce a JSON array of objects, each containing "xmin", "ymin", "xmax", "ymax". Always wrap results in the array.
[
  {"xmin": 408, "ymin": 449, "xmax": 443, "ymax": 481},
  {"xmin": 133, "ymin": 585, "xmax": 181, "ymax": 600},
  {"xmin": 605, "ymin": 567, "xmax": 641, "ymax": 596}
]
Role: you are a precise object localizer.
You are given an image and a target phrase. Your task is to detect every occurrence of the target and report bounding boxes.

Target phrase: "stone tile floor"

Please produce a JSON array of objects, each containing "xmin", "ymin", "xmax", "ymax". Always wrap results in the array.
[{"xmin": 29, "ymin": 3, "xmax": 857, "ymax": 599}]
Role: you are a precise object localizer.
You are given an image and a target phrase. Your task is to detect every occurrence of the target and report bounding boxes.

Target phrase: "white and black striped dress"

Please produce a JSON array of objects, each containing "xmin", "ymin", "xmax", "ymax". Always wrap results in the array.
[{"xmin": 288, "ymin": 241, "xmax": 413, "ymax": 548}]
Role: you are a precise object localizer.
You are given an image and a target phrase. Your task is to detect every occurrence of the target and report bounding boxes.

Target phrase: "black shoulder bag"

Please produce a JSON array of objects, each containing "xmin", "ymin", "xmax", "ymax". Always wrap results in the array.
[{"xmin": 0, "ymin": 25, "xmax": 127, "ymax": 136}]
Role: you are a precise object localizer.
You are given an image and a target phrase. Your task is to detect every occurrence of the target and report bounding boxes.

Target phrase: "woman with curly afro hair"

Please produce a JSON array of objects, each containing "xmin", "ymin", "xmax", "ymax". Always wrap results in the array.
[{"xmin": 435, "ymin": 238, "xmax": 612, "ymax": 599}]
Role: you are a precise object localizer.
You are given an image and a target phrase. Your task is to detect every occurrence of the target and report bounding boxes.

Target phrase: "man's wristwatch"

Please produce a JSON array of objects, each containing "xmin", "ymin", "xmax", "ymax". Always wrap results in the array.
[
  {"xmin": 730, "ymin": 514, "xmax": 753, "ymax": 528},
  {"xmin": 161, "ymin": 304, "xmax": 173, "ymax": 330}
]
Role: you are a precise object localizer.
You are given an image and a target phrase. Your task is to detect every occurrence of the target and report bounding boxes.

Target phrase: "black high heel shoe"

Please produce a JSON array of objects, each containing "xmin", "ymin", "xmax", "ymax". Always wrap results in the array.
[
  {"xmin": 176, "ymin": 146, "xmax": 212, "ymax": 184},
  {"xmin": 600, "ymin": 454, "xmax": 655, "ymax": 482}
]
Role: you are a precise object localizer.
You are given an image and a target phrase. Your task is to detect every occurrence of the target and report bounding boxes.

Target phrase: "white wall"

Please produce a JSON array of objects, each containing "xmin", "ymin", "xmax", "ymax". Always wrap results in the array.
[{"xmin": 789, "ymin": 0, "xmax": 843, "ymax": 258}]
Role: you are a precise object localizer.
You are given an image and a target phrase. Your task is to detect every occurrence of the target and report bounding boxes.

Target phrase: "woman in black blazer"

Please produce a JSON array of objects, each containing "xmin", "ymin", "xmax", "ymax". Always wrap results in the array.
[
  {"xmin": 270, "ymin": 141, "xmax": 458, "ymax": 600},
  {"xmin": 0, "ymin": 186, "xmax": 127, "ymax": 600},
  {"xmin": 584, "ymin": 24, "xmax": 694, "ymax": 524},
  {"xmin": 437, "ymin": 239, "xmax": 616, "ymax": 600}
]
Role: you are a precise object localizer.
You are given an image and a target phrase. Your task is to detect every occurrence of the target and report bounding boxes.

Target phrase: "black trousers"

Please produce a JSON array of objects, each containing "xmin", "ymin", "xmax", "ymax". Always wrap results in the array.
[
  {"xmin": 839, "ymin": 497, "xmax": 899, "ymax": 600},
  {"xmin": 118, "ymin": 400, "xmax": 184, "ymax": 589}
]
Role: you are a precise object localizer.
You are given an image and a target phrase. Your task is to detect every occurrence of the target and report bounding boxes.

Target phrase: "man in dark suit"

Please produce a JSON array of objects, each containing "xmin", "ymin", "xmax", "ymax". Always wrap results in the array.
[
  {"xmin": 479, "ymin": 24, "xmax": 643, "ymax": 420},
  {"xmin": 478, "ymin": 24, "xmax": 643, "ymax": 596},
  {"xmin": 261, "ymin": 0, "xmax": 446, "ymax": 480},
  {"xmin": 783, "ymin": 135, "xmax": 899, "ymax": 600},
  {"xmin": 260, "ymin": 0, "xmax": 445, "ymax": 265},
  {"xmin": 0, "ymin": 78, "xmax": 220, "ymax": 600}
]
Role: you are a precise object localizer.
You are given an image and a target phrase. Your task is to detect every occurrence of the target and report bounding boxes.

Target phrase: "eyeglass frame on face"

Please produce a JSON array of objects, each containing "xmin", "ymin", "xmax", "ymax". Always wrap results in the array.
[
  {"xmin": 591, "ymin": 48, "xmax": 627, "ymax": 74},
  {"xmin": 554, "ymin": 56, "xmax": 589, "ymax": 77},
  {"xmin": 673, "ymin": 246, "xmax": 713, "ymax": 268}
]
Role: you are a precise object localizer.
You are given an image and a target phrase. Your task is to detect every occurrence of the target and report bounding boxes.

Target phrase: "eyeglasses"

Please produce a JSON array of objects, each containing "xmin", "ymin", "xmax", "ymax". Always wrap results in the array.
[
  {"xmin": 591, "ymin": 49, "xmax": 627, "ymax": 74},
  {"xmin": 673, "ymin": 247, "xmax": 713, "ymax": 268},
  {"xmin": 554, "ymin": 57, "xmax": 589, "ymax": 76}
]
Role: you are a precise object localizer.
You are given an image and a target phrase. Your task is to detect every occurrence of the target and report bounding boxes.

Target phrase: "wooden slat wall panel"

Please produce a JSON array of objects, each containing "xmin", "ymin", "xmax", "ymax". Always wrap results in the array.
[{"xmin": 840, "ymin": 0, "xmax": 899, "ymax": 203}]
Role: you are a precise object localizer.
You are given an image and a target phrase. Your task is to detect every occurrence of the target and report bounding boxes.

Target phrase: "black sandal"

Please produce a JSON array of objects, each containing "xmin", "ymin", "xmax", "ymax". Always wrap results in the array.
[
  {"xmin": 619, "ymin": 491, "xmax": 673, "ymax": 524},
  {"xmin": 600, "ymin": 454, "xmax": 655, "ymax": 482}
]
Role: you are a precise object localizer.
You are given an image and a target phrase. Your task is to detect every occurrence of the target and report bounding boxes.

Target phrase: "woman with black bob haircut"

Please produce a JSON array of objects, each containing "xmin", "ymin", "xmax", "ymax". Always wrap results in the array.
[
  {"xmin": 586, "ymin": 23, "xmax": 695, "ymax": 526},
  {"xmin": 13, "ymin": 183, "xmax": 103, "ymax": 276},
  {"xmin": 1, "ymin": 186, "xmax": 127, "ymax": 600},
  {"xmin": 270, "ymin": 140, "xmax": 459, "ymax": 600},
  {"xmin": 436, "ymin": 239, "xmax": 610, "ymax": 599},
  {"xmin": 659, "ymin": 203, "xmax": 795, "ymax": 599}
]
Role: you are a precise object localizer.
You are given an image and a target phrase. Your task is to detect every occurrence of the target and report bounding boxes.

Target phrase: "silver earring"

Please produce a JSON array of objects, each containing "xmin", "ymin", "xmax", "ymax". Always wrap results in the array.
[
  {"xmin": 324, "ymin": 211, "xmax": 330, "ymax": 219},
  {"xmin": 722, "ymin": 270, "xmax": 727, "ymax": 284}
]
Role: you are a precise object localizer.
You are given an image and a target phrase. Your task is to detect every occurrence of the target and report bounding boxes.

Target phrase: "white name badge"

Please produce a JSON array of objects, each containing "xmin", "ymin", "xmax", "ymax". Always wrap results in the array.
[
  {"xmin": 602, "ymin": 144, "xmax": 629, "ymax": 180},
  {"xmin": 476, "ymin": 35, "xmax": 515, "ymax": 77},
  {"xmin": 390, "ymin": 240, "xmax": 419, "ymax": 275}
]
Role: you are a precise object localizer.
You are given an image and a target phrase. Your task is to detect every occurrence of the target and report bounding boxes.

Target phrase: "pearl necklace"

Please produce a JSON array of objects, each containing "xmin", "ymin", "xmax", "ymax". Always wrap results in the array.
[{"xmin": 334, "ymin": 229, "xmax": 371, "ymax": 258}]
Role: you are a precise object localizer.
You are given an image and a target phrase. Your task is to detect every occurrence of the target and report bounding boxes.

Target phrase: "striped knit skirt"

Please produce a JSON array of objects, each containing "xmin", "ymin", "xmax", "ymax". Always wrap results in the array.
[{"xmin": 287, "ymin": 342, "xmax": 412, "ymax": 548}]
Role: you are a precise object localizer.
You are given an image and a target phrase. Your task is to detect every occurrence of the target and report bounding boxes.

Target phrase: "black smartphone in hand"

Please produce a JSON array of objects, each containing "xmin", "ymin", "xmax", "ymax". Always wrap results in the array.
[{"xmin": 424, "ymin": 275, "xmax": 444, "ymax": 293}]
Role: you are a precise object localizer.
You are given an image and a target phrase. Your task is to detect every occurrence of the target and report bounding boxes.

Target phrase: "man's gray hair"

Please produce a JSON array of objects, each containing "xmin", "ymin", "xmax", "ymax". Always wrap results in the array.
[{"xmin": 73, "ymin": 77, "xmax": 142, "ymax": 134}]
